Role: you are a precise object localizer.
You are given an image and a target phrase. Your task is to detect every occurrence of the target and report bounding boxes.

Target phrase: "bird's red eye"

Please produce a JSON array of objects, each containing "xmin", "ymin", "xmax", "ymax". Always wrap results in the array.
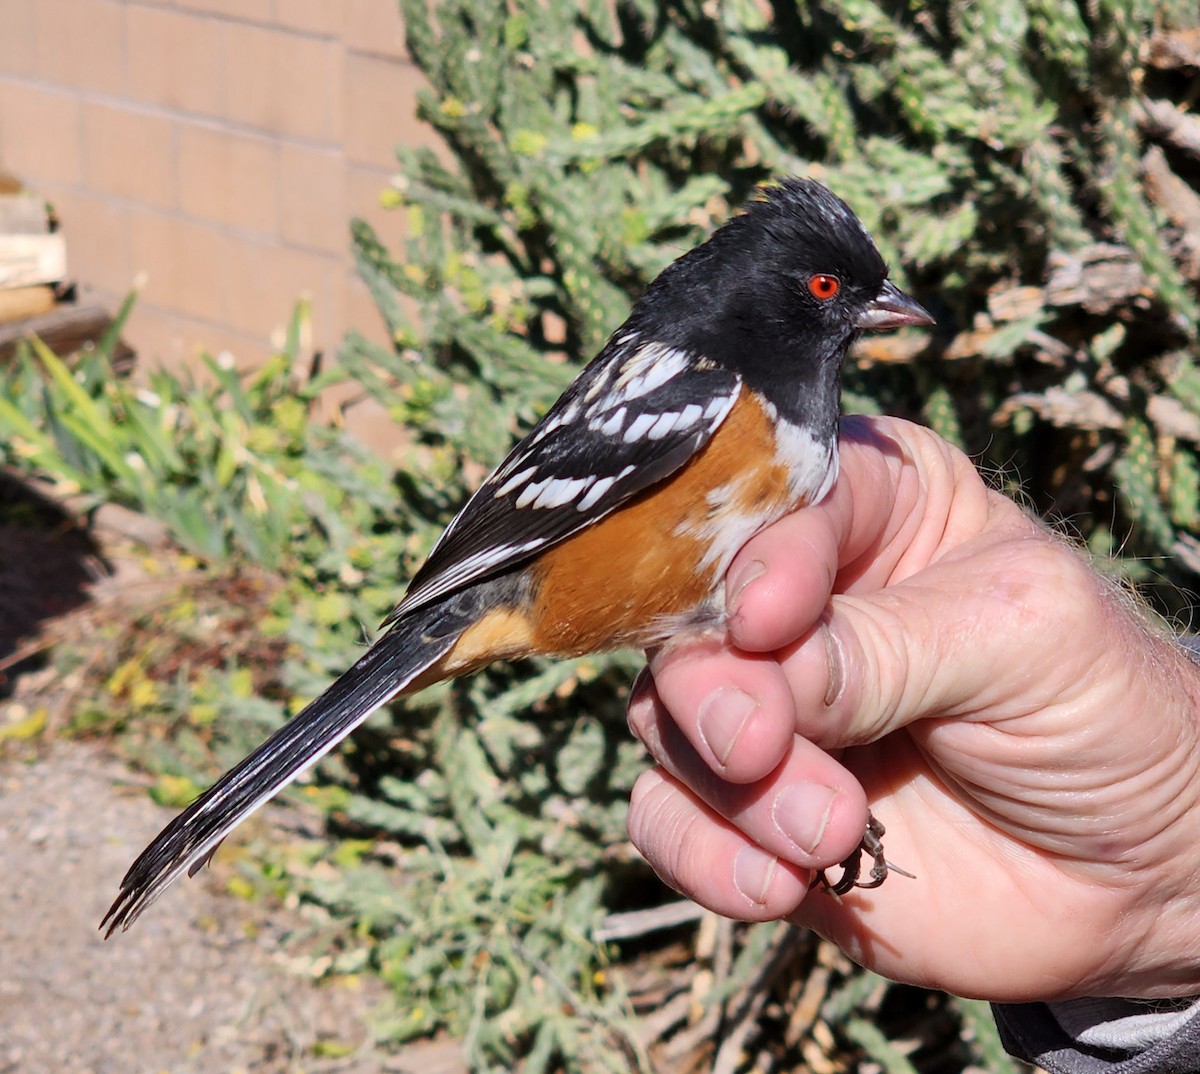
[{"xmin": 808, "ymin": 274, "xmax": 840, "ymax": 300}]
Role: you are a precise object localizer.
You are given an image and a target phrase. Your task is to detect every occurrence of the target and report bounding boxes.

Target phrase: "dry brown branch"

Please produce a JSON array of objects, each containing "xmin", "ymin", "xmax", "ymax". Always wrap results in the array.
[
  {"xmin": 1138, "ymin": 98, "xmax": 1200, "ymax": 160},
  {"xmin": 1143, "ymin": 145, "xmax": 1200, "ymax": 279},
  {"xmin": 1145, "ymin": 29, "xmax": 1200, "ymax": 70},
  {"xmin": 1045, "ymin": 244, "xmax": 1153, "ymax": 314},
  {"xmin": 595, "ymin": 900, "xmax": 705, "ymax": 943},
  {"xmin": 1148, "ymin": 394, "xmax": 1200, "ymax": 442}
]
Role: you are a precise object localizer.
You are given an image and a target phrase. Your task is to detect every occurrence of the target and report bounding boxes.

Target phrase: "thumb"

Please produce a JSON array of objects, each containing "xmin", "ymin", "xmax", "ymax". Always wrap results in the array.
[{"xmin": 776, "ymin": 512, "xmax": 1090, "ymax": 749}]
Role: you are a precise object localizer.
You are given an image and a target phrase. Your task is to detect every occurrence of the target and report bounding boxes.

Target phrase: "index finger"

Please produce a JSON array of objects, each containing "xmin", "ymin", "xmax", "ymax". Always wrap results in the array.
[{"xmin": 726, "ymin": 416, "xmax": 991, "ymax": 653}]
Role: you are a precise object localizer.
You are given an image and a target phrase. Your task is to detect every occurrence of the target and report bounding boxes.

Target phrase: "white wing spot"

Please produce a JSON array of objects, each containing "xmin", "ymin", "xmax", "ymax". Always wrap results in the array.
[
  {"xmin": 510, "ymin": 537, "xmax": 549, "ymax": 555},
  {"xmin": 458, "ymin": 538, "xmax": 549, "ymax": 578},
  {"xmin": 576, "ymin": 476, "xmax": 616, "ymax": 511},
  {"xmin": 623, "ymin": 413, "xmax": 658, "ymax": 442},
  {"xmin": 596, "ymin": 407, "xmax": 626, "ymax": 436},
  {"xmin": 647, "ymin": 412, "xmax": 679, "ymax": 440},
  {"xmin": 704, "ymin": 396, "xmax": 727, "ymax": 419},
  {"xmin": 532, "ymin": 401, "xmax": 581, "ymax": 442},
  {"xmin": 532, "ymin": 476, "xmax": 589, "ymax": 509},
  {"xmin": 679, "ymin": 403, "xmax": 703, "ymax": 427},
  {"xmin": 613, "ymin": 343, "xmax": 691, "ymax": 400},
  {"xmin": 583, "ymin": 370, "xmax": 612, "ymax": 403},
  {"xmin": 494, "ymin": 466, "xmax": 536, "ymax": 496},
  {"xmin": 395, "ymin": 536, "xmax": 550, "ymax": 616},
  {"xmin": 515, "ymin": 476, "xmax": 552, "ymax": 509}
]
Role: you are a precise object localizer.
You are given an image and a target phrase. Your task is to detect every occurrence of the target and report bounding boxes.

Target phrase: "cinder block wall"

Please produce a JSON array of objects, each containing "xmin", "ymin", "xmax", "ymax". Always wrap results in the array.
[{"xmin": 0, "ymin": 0, "xmax": 430, "ymax": 383}]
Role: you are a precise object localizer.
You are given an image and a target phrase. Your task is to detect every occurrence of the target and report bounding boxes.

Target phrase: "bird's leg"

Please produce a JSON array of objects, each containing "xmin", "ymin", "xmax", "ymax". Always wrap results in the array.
[{"xmin": 814, "ymin": 813, "xmax": 914, "ymax": 897}]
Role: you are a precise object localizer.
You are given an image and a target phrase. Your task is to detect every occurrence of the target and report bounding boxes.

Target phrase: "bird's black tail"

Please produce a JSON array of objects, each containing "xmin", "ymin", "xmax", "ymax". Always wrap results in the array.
[{"xmin": 102, "ymin": 606, "xmax": 465, "ymax": 936}]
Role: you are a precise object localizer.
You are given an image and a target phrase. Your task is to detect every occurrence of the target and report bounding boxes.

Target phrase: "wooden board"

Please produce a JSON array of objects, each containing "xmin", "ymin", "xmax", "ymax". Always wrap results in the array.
[
  {"xmin": 0, "ymin": 233, "xmax": 67, "ymax": 289},
  {"xmin": 0, "ymin": 303, "xmax": 134, "ymax": 371},
  {"xmin": 0, "ymin": 285, "xmax": 55, "ymax": 324}
]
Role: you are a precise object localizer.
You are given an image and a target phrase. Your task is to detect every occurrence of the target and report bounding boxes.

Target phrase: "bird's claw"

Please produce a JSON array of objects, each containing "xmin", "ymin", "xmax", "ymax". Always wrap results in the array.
[{"xmin": 814, "ymin": 813, "xmax": 914, "ymax": 897}]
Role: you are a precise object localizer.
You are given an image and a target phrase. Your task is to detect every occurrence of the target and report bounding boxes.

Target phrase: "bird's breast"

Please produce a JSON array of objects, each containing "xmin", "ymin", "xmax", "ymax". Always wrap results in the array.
[{"xmin": 524, "ymin": 389, "xmax": 837, "ymax": 655}]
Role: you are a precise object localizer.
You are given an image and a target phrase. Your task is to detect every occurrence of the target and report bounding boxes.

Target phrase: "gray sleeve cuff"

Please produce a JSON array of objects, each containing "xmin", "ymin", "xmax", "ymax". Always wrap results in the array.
[
  {"xmin": 992, "ymin": 998, "xmax": 1200, "ymax": 1073},
  {"xmin": 992, "ymin": 635, "xmax": 1200, "ymax": 1071}
]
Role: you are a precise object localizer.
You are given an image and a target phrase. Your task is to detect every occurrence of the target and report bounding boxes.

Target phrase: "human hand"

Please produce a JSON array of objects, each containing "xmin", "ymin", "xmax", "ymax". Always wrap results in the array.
[{"xmin": 627, "ymin": 416, "xmax": 1200, "ymax": 1003}]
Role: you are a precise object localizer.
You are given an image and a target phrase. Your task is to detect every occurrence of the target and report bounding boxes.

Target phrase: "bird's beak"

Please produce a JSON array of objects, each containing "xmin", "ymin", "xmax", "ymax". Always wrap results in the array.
[{"xmin": 856, "ymin": 279, "xmax": 935, "ymax": 331}]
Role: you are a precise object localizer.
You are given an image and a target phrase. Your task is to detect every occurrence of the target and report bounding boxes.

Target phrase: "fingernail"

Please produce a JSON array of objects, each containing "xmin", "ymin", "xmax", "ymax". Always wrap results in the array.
[
  {"xmin": 733, "ymin": 846, "xmax": 778, "ymax": 905},
  {"xmin": 697, "ymin": 686, "xmax": 757, "ymax": 766},
  {"xmin": 625, "ymin": 667, "xmax": 654, "ymax": 735},
  {"xmin": 727, "ymin": 559, "xmax": 766, "ymax": 616},
  {"xmin": 772, "ymin": 783, "xmax": 837, "ymax": 854},
  {"xmin": 820, "ymin": 622, "xmax": 844, "ymax": 707}
]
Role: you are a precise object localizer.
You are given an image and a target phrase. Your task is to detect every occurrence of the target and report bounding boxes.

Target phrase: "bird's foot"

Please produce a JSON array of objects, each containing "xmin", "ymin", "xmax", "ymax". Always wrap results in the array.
[{"xmin": 814, "ymin": 813, "xmax": 914, "ymax": 899}]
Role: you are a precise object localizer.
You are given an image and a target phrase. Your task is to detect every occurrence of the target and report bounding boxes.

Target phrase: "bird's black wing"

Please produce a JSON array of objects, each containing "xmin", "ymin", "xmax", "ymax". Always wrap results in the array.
[
  {"xmin": 101, "ymin": 337, "xmax": 739, "ymax": 936},
  {"xmin": 389, "ymin": 336, "xmax": 741, "ymax": 622}
]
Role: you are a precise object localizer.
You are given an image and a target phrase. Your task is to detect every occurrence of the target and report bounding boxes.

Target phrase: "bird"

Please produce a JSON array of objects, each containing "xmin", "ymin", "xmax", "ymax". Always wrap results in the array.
[{"xmin": 102, "ymin": 178, "xmax": 933, "ymax": 936}]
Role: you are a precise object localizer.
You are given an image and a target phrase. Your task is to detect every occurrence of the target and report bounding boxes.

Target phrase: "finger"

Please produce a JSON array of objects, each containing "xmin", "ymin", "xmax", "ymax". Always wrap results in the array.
[
  {"xmin": 776, "ymin": 515, "xmax": 1086, "ymax": 749},
  {"xmin": 632, "ymin": 682, "xmax": 871, "ymax": 870},
  {"xmin": 631, "ymin": 643, "xmax": 797, "ymax": 784},
  {"xmin": 627, "ymin": 768, "xmax": 812, "ymax": 920},
  {"xmin": 724, "ymin": 506, "xmax": 841, "ymax": 653},
  {"xmin": 724, "ymin": 416, "xmax": 902, "ymax": 652},
  {"xmin": 726, "ymin": 416, "xmax": 993, "ymax": 653}
]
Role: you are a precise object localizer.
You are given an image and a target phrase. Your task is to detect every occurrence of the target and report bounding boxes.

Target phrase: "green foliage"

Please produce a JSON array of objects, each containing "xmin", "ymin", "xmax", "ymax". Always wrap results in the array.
[
  {"xmin": 958, "ymin": 998, "xmax": 1025, "ymax": 1074},
  {"xmin": 345, "ymin": 0, "xmax": 1200, "ymax": 616},
  {"xmin": 7, "ymin": 0, "xmax": 1200, "ymax": 1071},
  {"xmin": 0, "ymin": 298, "xmax": 389, "ymax": 570},
  {"xmin": 1114, "ymin": 415, "xmax": 1176, "ymax": 550},
  {"xmin": 0, "ymin": 296, "xmax": 649, "ymax": 1068},
  {"xmin": 309, "ymin": 831, "xmax": 642, "ymax": 1073},
  {"xmin": 336, "ymin": 0, "xmax": 1200, "ymax": 1069}
]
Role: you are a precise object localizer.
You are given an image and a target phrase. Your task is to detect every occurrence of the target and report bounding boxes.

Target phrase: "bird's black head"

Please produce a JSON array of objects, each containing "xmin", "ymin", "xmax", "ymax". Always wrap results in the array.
[
  {"xmin": 723, "ymin": 178, "xmax": 890, "ymax": 316},
  {"xmin": 631, "ymin": 179, "xmax": 931, "ymax": 430},
  {"xmin": 699, "ymin": 179, "xmax": 931, "ymax": 359}
]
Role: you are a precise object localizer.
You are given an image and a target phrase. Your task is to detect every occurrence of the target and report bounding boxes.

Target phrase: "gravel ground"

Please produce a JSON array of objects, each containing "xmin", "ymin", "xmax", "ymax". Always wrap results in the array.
[
  {"xmin": 0, "ymin": 741, "xmax": 401, "ymax": 1074},
  {"xmin": 0, "ymin": 497, "xmax": 471, "ymax": 1074},
  {"xmin": 0, "ymin": 492, "xmax": 394, "ymax": 1074}
]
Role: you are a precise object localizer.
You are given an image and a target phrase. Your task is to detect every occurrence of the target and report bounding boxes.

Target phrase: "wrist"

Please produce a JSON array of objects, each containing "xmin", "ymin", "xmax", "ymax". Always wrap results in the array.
[{"xmin": 1094, "ymin": 633, "xmax": 1200, "ymax": 999}]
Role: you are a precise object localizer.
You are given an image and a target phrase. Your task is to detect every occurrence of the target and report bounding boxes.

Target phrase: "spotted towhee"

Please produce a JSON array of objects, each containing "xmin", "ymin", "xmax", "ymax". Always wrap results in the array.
[{"xmin": 103, "ymin": 178, "xmax": 933, "ymax": 934}]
